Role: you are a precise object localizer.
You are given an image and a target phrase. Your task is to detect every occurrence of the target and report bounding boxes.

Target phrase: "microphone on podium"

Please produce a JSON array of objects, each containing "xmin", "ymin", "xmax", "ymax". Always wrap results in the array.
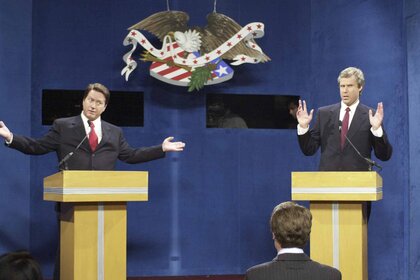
[
  {"xmin": 58, "ymin": 121, "xmax": 91, "ymax": 170},
  {"xmin": 338, "ymin": 120, "xmax": 382, "ymax": 171}
]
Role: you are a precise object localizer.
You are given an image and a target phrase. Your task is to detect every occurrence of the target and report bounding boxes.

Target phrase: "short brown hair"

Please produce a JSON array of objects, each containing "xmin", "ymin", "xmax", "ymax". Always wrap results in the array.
[
  {"xmin": 270, "ymin": 201, "xmax": 312, "ymax": 248},
  {"xmin": 83, "ymin": 83, "xmax": 110, "ymax": 105}
]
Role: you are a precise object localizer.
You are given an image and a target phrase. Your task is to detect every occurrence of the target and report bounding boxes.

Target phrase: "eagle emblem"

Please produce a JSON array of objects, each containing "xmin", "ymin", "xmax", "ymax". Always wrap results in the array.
[{"xmin": 122, "ymin": 10, "xmax": 270, "ymax": 91}]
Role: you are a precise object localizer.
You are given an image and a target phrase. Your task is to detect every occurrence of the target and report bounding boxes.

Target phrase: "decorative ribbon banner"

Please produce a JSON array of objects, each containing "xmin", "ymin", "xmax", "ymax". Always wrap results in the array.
[{"xmin": 121, "ymin": 22, "xmax": 266, "ymax": 81}]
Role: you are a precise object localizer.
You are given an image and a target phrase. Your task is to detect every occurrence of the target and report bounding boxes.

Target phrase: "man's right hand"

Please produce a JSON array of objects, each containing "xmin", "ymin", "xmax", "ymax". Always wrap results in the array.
[
  {"xmin": 296, "ymin": 100, "xmax": 314, "ymax": 129},
  {"xmin": 0, "ymin": 121, "xmax": 12, "ymax": 142}
]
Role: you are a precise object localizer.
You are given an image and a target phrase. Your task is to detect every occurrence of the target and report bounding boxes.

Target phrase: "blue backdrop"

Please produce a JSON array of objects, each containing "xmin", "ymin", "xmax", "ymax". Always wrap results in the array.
[{"xmin": 0, "ymin": 0, "xmax": 418, "ymax": 279}]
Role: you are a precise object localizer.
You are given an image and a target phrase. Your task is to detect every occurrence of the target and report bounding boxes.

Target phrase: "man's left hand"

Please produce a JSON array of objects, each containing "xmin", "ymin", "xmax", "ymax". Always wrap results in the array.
[
  {"xmin": 162, "ymin": 137, "xmax": 185, "ymax": 152},
  {"xmin": 369, "ymin": 102, "xmax": 384, "ymax": 130}
]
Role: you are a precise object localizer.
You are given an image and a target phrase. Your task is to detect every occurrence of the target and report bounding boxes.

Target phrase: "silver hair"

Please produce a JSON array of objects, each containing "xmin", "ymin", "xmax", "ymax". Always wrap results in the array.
[{"xmin": 337, "ymin": 67, "xmax": 365, "ymax": 89}]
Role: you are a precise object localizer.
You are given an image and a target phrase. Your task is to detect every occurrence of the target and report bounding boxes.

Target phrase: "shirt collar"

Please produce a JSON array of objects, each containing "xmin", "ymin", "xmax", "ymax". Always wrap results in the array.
[
  {"xmin": 81, "ymin": 112, "xmax": 101, "ymax": 127},
  {"xmin": 277, "ymin": 247, "xmax": 304, "ymax": 256},
  {"xmin": 341, "ymin": 99, "xmax": 359, "ymax": 112}
]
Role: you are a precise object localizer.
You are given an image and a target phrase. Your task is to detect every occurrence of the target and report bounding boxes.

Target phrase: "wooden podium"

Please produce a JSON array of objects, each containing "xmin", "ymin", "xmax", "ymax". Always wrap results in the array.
[
  {"xmin": 43, "ymin": 170, "xmax": 149, "ymax": 280},
  {"xmin": 291, "ymin": 171, "xmax": 383, "ymax": 280}
]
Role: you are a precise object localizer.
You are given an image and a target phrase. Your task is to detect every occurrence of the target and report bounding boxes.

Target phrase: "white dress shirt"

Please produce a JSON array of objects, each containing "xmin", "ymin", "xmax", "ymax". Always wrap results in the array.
[{"xmin": 81, "ymin": 112, "xmax": 103, "ymax": 143}]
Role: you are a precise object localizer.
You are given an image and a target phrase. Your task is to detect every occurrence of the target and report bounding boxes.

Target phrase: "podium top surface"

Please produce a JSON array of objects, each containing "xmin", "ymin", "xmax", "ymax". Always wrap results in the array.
[
  {"xmin": 43, "ymin": 170, "xmax": 149, "ymax": 202},
  {"xmin": 291, "ymin": 171, "xmax": 383, "ymax": 201}
]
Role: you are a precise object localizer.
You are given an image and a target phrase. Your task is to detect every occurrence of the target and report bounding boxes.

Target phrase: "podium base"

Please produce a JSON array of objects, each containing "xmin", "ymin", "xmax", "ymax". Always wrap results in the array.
[
  {"xmin": 60, "ymin": 202, "xmax": 127, "ymax": 280},
  {"xmin": 310, "ymin": 202, "xmax": 368, "ymax": 280}
]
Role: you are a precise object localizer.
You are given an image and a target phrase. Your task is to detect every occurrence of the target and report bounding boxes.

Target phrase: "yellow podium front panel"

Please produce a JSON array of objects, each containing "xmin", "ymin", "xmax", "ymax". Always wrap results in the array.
[
  {"xmin": 310, "ymin": 202, "xmax": 367, "ymax": 280},
  {"xmin": 60, "ymin": 203, "xmax": 127, "ymax": 280},
  {"xmin": 291, "ymin": 171, "xmax": 382, "ymax": 280}
]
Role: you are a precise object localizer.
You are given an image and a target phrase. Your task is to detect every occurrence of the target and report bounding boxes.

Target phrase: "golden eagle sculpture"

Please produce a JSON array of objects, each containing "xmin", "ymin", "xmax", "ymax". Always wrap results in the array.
[{"xmin": 122, "ymin": 10, "xmax": 270, "ymax": 91}]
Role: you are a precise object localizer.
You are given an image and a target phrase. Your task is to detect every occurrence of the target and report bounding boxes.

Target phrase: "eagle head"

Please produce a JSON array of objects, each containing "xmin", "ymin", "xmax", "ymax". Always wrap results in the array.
[{"xmin": 174, "ymin": 30, "xmax": 202, "ymax": 53}]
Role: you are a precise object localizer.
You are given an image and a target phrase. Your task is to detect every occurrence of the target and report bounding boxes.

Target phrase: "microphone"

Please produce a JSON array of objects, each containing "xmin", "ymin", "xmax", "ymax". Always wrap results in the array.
[
  {"xmin": 338, "ymin": 120, "xmax": 382, "ymax": 171},
  {"xmin": 58, "ymin": 121, "xmax": 90, "ymax": 170}
]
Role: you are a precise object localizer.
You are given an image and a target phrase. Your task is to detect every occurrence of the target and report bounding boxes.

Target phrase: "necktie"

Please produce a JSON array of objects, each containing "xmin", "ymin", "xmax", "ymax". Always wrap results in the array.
[
  {"xmin": 341, "ymin": 107, "xmax": 350, "ymax": 150},
  {"xmin": 89, "ymin": 121, "xmax": 98, "ymax": 152}
]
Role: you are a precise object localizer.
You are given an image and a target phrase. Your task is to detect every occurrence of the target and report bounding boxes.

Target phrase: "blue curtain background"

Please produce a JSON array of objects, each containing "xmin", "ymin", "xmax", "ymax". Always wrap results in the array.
[{"xmin": 0, "ymin": 0, "xmax": 419, "ymax": 279}]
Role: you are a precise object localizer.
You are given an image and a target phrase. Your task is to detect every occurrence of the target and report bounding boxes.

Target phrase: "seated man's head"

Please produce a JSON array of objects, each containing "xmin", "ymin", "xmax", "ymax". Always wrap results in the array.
[{"xmin": 270, "ymin": 201, "xmax": 312, "ymax": 250}]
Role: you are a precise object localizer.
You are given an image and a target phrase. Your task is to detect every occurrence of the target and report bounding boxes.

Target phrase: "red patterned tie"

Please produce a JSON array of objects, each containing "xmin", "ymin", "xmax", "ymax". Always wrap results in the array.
[
  {"xmin": 89, "ymin": 121, "xmax": 98, "ymax": 152},
  {"xmin": 341, "ymin": 107, "xmax": 350, "ymax": 150}
]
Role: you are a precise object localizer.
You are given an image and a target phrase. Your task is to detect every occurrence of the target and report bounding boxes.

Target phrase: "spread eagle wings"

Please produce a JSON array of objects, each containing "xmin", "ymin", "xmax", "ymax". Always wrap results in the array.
[
  {"xmin": 128, "ymin": 10, "xmax": 270, "ymax": 62},
  {"xmin": 128, "ymin": 11, "xmax": 189, "ymax": 41}
]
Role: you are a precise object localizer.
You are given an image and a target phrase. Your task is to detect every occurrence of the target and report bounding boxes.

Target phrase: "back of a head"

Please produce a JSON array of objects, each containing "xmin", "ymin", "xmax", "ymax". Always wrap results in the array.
[
  {"xmin": 270, "ymin": 201, "xmax": 312, "ymax": 248},
  {"xmin": 0, "ymin": 251, "xmax": 43, "ymax": 280}
]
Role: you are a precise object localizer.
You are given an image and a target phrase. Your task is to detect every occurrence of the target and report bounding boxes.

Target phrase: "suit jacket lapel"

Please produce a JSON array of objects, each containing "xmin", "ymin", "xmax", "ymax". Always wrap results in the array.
[
  {"xmin": 328, "ymin": 104, "xmax": 341, "ymax": 150},
  {"xmin": 347, "ymin": 104, "xmax": 368, "ymax": 140},
  {"xmin": 97, "ymin": 121, "xmax": 111, "ymax": 150},
  {"xmin": 72, "ymin": 116, "xmax": 88, "ymax": 144},
  {"xmin": 329, "ymin": 104, "xmax": 341, "ymax": 132}
]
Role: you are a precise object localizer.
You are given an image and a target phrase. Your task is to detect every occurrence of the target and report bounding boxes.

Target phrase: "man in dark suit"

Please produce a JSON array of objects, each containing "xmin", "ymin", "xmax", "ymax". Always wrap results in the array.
[
  {"xmin": 0, "ymin": 82, "xmax": 185, "ymax": 280},
  {"xmin": 0, "ymin": 83, "xmax": 185, "ymax": 167},
  {"xmin": 296, "ymin": 67, "xmax": 392, "ymax": 171},
  {"xmin": 245, "ymin": 201, "xmax": 341, "ymax": 280}
]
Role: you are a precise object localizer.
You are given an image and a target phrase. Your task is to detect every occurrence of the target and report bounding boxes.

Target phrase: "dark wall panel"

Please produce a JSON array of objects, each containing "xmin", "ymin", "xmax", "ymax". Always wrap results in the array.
[
  {"xmin": 406, "ymin": 0, "xmax": 420, "ymax": 278},
  {"xmin": 0, "ymin": 0, "xmax": 32, "ymax": 254}
]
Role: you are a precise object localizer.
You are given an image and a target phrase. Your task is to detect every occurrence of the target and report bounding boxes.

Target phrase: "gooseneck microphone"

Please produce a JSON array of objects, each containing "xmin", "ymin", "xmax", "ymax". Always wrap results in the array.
[
  {"xmin": 338, "ymin": 120, "xmax": 382, "ymax": 171},
  {"xmin": 58, "ymin": 121, "xmax": 91, "ymax": 170}
]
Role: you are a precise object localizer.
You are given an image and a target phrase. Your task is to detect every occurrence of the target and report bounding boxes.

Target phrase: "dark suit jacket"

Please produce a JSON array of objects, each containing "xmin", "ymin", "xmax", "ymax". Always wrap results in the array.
[
  {"xmin": 245, "ymin": 253, "xmax": 341, "ymax": 280},
  {"xmin": 8, "ymin": 115, "xmax": 165, "ymax": 170},
  {"xmin": 298, "ymin": 103, "xmax": 392, "ymax": 171}
]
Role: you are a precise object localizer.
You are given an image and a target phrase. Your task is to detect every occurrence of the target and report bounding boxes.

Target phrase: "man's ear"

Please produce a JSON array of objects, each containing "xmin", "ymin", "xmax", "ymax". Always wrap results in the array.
[
  {"xmin": 272, "ymin": 232, "xmax": 275, "ymax": 240},
  {"xmin": 359, "ymin": 85, "xmax": 364, "ymax": 96}
]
